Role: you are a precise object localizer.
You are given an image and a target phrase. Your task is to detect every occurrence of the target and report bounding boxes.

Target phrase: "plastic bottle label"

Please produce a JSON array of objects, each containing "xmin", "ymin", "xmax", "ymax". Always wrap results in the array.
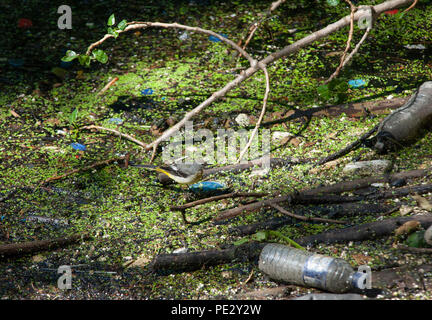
[{"xmin": 302, "ymin": 255, "xmax": 334, "ymax": 288}]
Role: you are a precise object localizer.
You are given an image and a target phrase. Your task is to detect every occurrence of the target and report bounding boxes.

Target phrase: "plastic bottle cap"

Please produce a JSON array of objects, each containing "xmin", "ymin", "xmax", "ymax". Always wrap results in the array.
[{"xmin": 351, "ymin": 271, "xmax": 369, "ymax": 289}]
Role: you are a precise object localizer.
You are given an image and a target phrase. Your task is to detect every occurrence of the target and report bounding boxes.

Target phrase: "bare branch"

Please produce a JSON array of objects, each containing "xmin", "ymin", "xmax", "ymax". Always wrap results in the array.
[
  {"xmin": 86, "ymin": 21, "xmax": 255, "ymax": 65},
  {"xmin": 236, "ymin": 64, "xmax": 270, "ymax": 163},
  {"xmin": 82, "ymin": 125, "xmax": 147, "ymax": 148},
  {"xmin": 325, "ymin": 1, "xmax": 357, "ymax": 83},
  {"xmin": 269, "ymin": 203, "xmax": 347, "ymax": 224}
]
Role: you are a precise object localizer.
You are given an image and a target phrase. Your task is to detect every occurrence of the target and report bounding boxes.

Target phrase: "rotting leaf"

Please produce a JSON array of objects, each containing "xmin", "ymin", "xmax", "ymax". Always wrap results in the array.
[
  {"xmin": 412, "ymin": 193, "xmax": 432, "ymax": 211},
  {"xmin": 394, "ymin": 220, "xmax": 421, "ymax": 236}
]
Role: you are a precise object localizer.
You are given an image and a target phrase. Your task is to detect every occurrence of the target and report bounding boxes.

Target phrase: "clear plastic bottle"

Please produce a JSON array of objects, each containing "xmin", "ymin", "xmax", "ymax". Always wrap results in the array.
[{"xmin": 259, "ymin": 243, "xmax": 368, "ymax": 293}]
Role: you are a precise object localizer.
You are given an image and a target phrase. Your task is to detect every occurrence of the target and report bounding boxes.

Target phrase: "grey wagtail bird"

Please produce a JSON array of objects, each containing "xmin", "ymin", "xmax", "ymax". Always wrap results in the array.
[{"xmin": 131, "ymin": 162, "xmax": 204, "ymax": 185}]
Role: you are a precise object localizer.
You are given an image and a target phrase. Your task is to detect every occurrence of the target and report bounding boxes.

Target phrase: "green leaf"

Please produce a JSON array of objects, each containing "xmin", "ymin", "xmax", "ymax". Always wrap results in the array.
[
  {"xmin": 117, "ymin": 19, "xmax": 127, "ymax": 31},
  {"xmin": 69, "ymin": 107, "xmax": 78, "ymax": 124},
  {"xmin": 78, "ymin": 54, "xmax": 91, "ymax": 67},
  {"xmin": 317, "ymin": 84, "xmax": 329, "ymax": 95},
  {"xmin": 62, "ymin": 50, "xmax": 79, "ymax": 62},
  {"xmin": 107, "ymin": 14, "xmax": 115, "ymax": 26},
  {"xmin": 233, "ymin": 238, "xmax": 250, "ymax": 246},
  {"xmin": 93, "ymin": 49, "xmax": 108, "ymax": 63},
  {"xmin": 107, "ymin": 27, "xmax": 119, "ymax": 38},
  {"xmin": 406, "ymin": 231, "xmax": 427, "ymax": 248},
  {"xmin": 335, "ymin": 82, "xmax": 349, "ymax": 92},
  {"xmin": 252, "ymin": 231, "xmax": 268, "ymax": 241}
]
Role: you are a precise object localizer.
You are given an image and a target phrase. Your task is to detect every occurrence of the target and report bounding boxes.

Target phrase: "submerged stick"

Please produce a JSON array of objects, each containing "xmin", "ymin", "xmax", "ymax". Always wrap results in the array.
[
  {"xmin": 0, "ymin": 234, "xmax": 90, "ymax": 258},
  {"xmin": 294, "ymin": 215, "xmax": 432, "ymax": 246}
]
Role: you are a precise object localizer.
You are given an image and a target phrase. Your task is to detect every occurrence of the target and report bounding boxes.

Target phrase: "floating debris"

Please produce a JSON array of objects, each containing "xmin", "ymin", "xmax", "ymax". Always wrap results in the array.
[
  {"xmin": 108, "ymin": 118, "xmax": 124, "ymax": 125},
  {"xmin": 369, "ymin": 81, "xmax": 432, "ymax": 153},
  {"xmin": 385, "ymin": 9, "xmax": 399, "ymax": 15},
  {"xmin": 404, "ymin": 44, "xmax": 426, "ymax": 50},
  {"xmin": 209, "ymin": 33, "xmax": 228, "ymax": 42},
  {"xmin": 18, "ymin": 18, "xmax": 33, "ymax": 29},
  {"xmin": 141, "ymin": 88, "xmax": 154, "ymax": 95},
  {"xmin": 70, "ymin": 142, "xmax": 86, "ymax": 151},
  {"xmin": 348, "ymin": 79, "xmax": 366, "ymax": 89},
  {"xmin": 189, "ymin": 181, "xmax": 227, "ymax": 195},
  {"xmin": 25, "ymin": 215, "xmax": 69, "ymax": 226},
  {"xmin": 179, "ymin": 31, "xmax": 189, "ymax": 41}
]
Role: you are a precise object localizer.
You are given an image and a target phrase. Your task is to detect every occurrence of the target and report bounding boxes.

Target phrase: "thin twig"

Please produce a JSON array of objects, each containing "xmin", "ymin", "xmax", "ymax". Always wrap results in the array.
[
  {"xmin": 97, "ymin": 77, "xmax": 119, "ymax": 96},
  {"xmin": 237, "ymin": 65, "xmax": 270, "ymax": 163},
  {"xmin": 83, "ymin": 125, "xmax": 147, "ymax": 148},
  {"xmin": 170, "ymin": 192, "xmax": 269, "ymax": 211},
  {"xmin": 325, "ymin": 0, "xmax": 357, "ymax": 83},
  {"xmin": 269, "ymin": 203, "xmax": 347, "ymax": 224},
  {"xmin": 397, "ymin": 245, "xmax": 432, "ymax": 254},
  {"xmin": 403, "ymin": 0, "xmax": 418, "ymax": 12},
  {"xmin": 87, "ymin": 21, "xmax": 255, "ymax": 65},
  {"xmin": 314, "ymin": 123, "xmax": 379, "ymax": 167},
  {"xmin": 240, "ymin": 0, "xmax": 287, "ymax": 54},
  {"xmin": 341, "ymin": 26, "xmax": 372, "ymax": 69}
]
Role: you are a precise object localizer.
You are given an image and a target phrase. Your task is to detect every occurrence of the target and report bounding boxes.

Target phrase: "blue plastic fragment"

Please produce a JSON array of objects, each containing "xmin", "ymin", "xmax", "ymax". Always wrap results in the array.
[
  {"xmin": 108, "ymin": 117, "xmax": 124, "ymax": 124},
  {"xmin": 189, "ymin": 181, "xmax": 226, "ymax": 194},
  {"xmin": 8, "ymin": 58, "xmax": 24, "ymax": 67},
  {"xmin": 70, "ymin": 142, "xmax": 86, "ymax": 151},
  {"xmin": 209, "ymin": 34, "xmax": 228, "ymax": 42},
  {"xmin": 348, "ymin": 79, "xmax": 366, "ymax": 88},
  {"xmin": 141, "ymin": 88, "xmax": 154, "ymax": 95}
]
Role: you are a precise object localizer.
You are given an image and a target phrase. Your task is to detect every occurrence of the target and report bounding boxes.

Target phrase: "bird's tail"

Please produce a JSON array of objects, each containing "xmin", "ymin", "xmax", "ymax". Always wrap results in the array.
[{"xmin": 129, "ymin": 164, "xmax": 158, "ymax": 171}]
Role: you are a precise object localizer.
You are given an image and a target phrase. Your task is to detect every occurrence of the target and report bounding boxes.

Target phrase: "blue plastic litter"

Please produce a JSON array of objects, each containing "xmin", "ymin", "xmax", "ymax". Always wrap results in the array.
[
  {"xmin": 70, "ymin": 142, "xmax": 86, "ymax": 151},
  {"xmin": 209, "ymin": 33, "xmax": 228, "ymax": 42},
  {"xmin": 189, "ymin": 181, "xmax": 226, "ymax": 195},
  {"xmin": 108, "ymin": 117, "xmax": 124, "ymax": 124},
  {"xmin": 348, "ymin": 79, "xmax": 366, "ymax": 88},
  {"xmin": 141, "ymin": 88, "xmax": 154, "ymax": 95}
]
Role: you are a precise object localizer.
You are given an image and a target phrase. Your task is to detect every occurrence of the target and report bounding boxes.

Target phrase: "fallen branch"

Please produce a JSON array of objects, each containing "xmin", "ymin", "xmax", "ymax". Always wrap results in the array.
[
  {"xmin": 229, "ymin": 202, "xmax": 393, "ymax": 235},
  {"xmin": 149, "ymin": 242, "xmax": 265, "ymax": 273},
  {"xmin": 397, "ymin": 245, "xmax": 432, "ymax": 254},
  {"xmin": 294, "ymin": 215, "xmax": 432, "ymax": 246},
  {"xmin": 269, "ymin": 203, "xmax": 347, "ymax": 224},
  {"xmin": 214, "ymin": 167, "xmax": 432, "ymax": 221},
  {"xmin": 170, "ymin": 192, "xmax": 268, "ymax": 211},
  {"xmin": 0, "ymin": 233, "xmax": 90, "ymax": 258}
]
